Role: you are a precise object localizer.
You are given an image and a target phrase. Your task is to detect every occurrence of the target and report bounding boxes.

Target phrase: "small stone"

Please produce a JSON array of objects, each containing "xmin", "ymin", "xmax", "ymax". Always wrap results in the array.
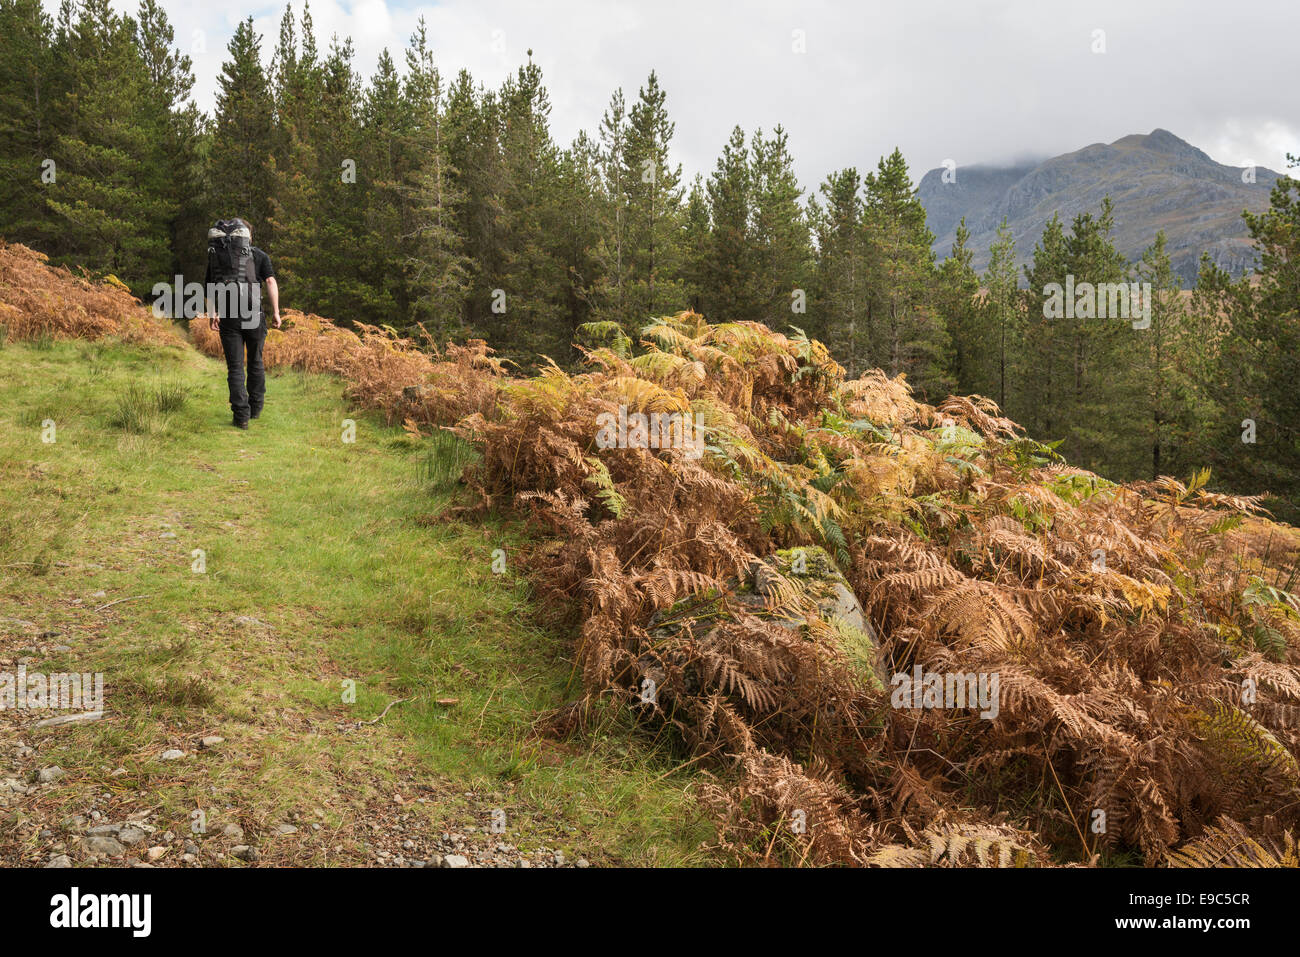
[
  {"xmin": 441, "ymin": 854, "xmax": 470, "ymax": 868},
  {"xmin": 222, "ymin": 823, "xmax": 244, "ymax": 840},
  {"xmin": 181, "ymin": 854, "xmax": 196, "ymax": 863},
  {"xmin": 576, "ymin": 858, "xmax": 590, "ymax": 868},
  {"xmin": 200, "ymin": 736, "xmax": 224, "ymax": 748},
  {"xmin": 159, "ymin": 749, "xmax": 185, "ymax": 761},
  {"xmin": 118, "ymin": 826, "xmax": 146, "ymax": 846},
  {"xmin": 84, "ymin": 835, "xmax": 125, "ymax": 857},
  {"xmin": 46, "ymin": 854, "xmax": 73, "ymax": 868},
  {"xmin": 231, "ymin": 845, "xmax": 261, "ymax": 862},
  {"xmin": 33, "ymin": 712, "xmax": 103, "ymax": 729},
  {"xmin": 274, "ymin": 823, "xmax": 298, "ymax": 836},
  {"xmin": 38, "ymin": 766, "xmax": 64, "ymax": 783},
  {"xmin": 146, "ymin": 846, "xmax": 167, "ymax": 861},
  {"xmin": 159, "ymin": 532, "xmax": 177, "ymax": 539}
]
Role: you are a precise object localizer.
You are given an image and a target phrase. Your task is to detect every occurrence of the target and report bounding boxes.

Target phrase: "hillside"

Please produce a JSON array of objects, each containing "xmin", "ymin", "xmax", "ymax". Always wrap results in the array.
[
  {"xmin": 0, "ymin": 249, "xmax": 712, "ymax": 868},
  {"xmin": 918, "ymin": 129, "xmax": 1281, "ymax": 285},
  {"xmin": 5, "ymin": 241, "xmax": 1300, "ymax": 868}
]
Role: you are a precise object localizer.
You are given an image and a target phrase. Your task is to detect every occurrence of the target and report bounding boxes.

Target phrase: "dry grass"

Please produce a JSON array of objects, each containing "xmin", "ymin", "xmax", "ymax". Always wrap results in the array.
[
  {"xmin": 0, "ymin": 241, "xmax": 183, "ymax": 346},
  {"xmin": 38, "ymin": 265, "xmax": 1300, "ymax": 867}
]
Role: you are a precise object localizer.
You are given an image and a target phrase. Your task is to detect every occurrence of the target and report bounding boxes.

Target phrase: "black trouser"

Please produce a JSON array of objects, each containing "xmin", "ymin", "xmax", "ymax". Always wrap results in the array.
[{"xmin": 219, "ymin": 317, "xmax": 267, "ymax": 422}]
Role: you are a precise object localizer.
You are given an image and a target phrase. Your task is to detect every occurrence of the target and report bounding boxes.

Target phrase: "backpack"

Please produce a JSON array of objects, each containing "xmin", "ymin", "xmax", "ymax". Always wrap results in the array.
[{"xmin": 207, "ymin": 219, "xmax": 258, "ymax": 322}]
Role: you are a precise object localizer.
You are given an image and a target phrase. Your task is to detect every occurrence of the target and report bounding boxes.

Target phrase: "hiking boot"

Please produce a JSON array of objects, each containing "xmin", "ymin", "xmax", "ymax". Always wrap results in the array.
[
  {"xmin": 233, "ymin": 416, "xmax": 249, "ymax": 430},
  {"xmin": 250, "ymin": 408, "xmax": 261, "ymax": 420}
]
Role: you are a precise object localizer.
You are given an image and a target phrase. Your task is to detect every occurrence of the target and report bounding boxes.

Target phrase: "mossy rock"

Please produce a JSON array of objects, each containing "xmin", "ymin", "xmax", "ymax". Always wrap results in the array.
[{"xmin": 646, "ymin": 546, "xmax": 882, "ymax": 691}]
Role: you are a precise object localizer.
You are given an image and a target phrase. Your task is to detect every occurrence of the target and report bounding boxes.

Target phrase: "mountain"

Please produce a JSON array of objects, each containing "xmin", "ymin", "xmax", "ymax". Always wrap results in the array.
[{"xmin": 917, "ymin": 129, "xmax": 1281, "ymax": 286}]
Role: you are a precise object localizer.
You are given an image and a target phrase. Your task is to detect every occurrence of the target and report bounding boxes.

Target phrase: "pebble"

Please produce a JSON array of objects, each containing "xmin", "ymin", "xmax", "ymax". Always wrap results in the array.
[
  {"xmin": 118, "ymin": 826, "xmax": 146, "ymax": 846},
  {"xmin": 231, "ymin": 845, "xmax": 261, "ymax": 862},
  {"xmin": 37, "ymin": 766, "xmax": 65, "ymax": 783},
  {"xmin": 441, "ymin": 854, "xmax": 470, "ymax": 868},
  {"xmin": 84, "ymin": 835, "xmax": 125, "ymax": 857},
  {"xmin": 33, "ymin": 712, "xmax": 103, "ymax": 729},
  {"xmin": 46, "ymin": 854, "xmax": 73, "ymax": 868},
  {"xmin": 159, "ymin": 749, "xmax": 185, "ymax": 761},
  {"xmin": 200, "ymin": 736, "xmax": 224, "ymax": 748}
]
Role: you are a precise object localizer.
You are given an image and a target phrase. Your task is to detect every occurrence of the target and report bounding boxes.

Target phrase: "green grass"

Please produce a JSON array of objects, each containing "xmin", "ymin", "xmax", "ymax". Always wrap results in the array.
[{"xmin": 0, "ymin": 337, "xmax": 716, "ymax": 866}]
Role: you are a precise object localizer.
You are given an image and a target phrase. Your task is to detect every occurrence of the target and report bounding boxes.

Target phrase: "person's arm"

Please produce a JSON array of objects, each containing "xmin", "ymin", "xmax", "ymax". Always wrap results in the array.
[
  {"xmin": 265, "ymin": 276, "xmax": 281, "ymax": 328},
  {"xmin": 205, "ymin": 261, "xmax": 219, "ymax": 331}
]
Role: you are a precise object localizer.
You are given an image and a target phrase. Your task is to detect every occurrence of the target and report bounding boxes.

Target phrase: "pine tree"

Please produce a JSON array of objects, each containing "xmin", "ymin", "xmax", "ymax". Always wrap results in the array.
[
  {"xmin": 749, "ymin": 126, "xmax": 811, "ymax": 329},
  {"xmin": 554, "ymin": 130, "xmax": 604, "ymax": 347},
  {"xmin": 0, "ymin": 0, "xmax": 60, "ymax": 250},
  {"xmin": 862, "ymin": 148, "xmax": 948, "ymax": 401},
  {"xmin": 1132, "ymin": 231, "xmax": 1192, "ymax": 479},
  {"xmin": 209, "ymin": 17, "xmax": 275, "ymax": 239},
  {"xmin": 1017, "ymin": 213, "xmax": 1068, "ymax": 440},
  {"xmin": 935, "ymin": 217, "xmax": 980, "ymax": 396},
  {"xmin": 133, "ymin": 0, "xmax": 204, "ymax": 284},
  {"xmin": 266, "ymin": 2, "xmax": 326, "ymax": 303},
  {"xmin": 704, "ymin": 126, "xmax": 756, "ymax": 321},
  {"xmin": 45, "ymin": 0, "xmax": 172, "ymax": 288},
  {"xmin": 679, "ymin": 175, "xmax": 711, "ymax": 315},
  {"xmin": 357, "ymin": 47, "xmax": 407, "ymax": 323},
  {"xmin": 592, "ymin": 88, "xmax": 630, "ymax": 327},
  {"xmin": 808, "ymin": 167, "xmax": 865, "ymax": 371},
  {"xmin": 622, "ymin": 71, "xmax": 684, "ymax": 323},
  {"xmin": 401, "ymin": 19, "xmax": 470, "ymax": 339},
  {"xmin": 979, "ymin": 218, "xmax": 1019, "ymax": 407},
  {"xmin": 494, "ymin": 52, "xmax": 566, "ymax": 362},
  {"xmin": 444, "ymin": 71, "xmax": 505, "ymax": 340}
]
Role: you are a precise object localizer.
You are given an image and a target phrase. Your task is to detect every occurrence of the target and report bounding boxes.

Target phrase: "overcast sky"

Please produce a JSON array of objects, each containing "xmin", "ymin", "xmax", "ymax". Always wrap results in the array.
[{"xmin": 76, "ymin": 0, "xmax": 1299, "ymax": 192}]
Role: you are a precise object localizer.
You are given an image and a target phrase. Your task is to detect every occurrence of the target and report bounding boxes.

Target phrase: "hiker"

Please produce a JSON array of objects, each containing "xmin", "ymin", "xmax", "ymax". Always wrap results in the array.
[{"xmin": 205, "ymin": 218, "xmax": 281, "ymax": 429}]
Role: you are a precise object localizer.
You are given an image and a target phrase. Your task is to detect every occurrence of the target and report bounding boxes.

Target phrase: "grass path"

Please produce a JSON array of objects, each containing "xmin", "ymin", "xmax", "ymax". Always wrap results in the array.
[{"xmin": 0, "ymin": 336, "xmax": 714, "ymax": 867}]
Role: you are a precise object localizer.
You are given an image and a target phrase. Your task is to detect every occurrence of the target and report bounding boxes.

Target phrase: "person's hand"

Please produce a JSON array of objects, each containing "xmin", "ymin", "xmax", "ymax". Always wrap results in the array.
[
  {"xmin": 273, "ymin": 312, "xmax": 282, "ymax": 329},
  {"xmin": 208, "ymin": 315, "xmax": 219, "ymax": 332}
]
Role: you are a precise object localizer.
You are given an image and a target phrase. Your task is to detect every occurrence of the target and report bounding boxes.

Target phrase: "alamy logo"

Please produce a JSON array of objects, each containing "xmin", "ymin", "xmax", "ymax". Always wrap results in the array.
[
  {"xmin": 595, "ymin": 404, "xmax": 705, "ymax": 460},
  {"xmin": 49, "ymin": 887, "xmax": 151, "ymax": 937},
  {"xmin": 1042, "ymin": 275, "xmax": 1151, "ymax": 329},
  {"xmin": 890, "ymin": 667, "xmax": 1001, "ymax": 719},
  {"xmin": 152, "ymin": 275, "xmax": 262, "ymax": 327},
  {"xmin": 0, "ymin": 667, "xmax": 103, "ymax": 714}
]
